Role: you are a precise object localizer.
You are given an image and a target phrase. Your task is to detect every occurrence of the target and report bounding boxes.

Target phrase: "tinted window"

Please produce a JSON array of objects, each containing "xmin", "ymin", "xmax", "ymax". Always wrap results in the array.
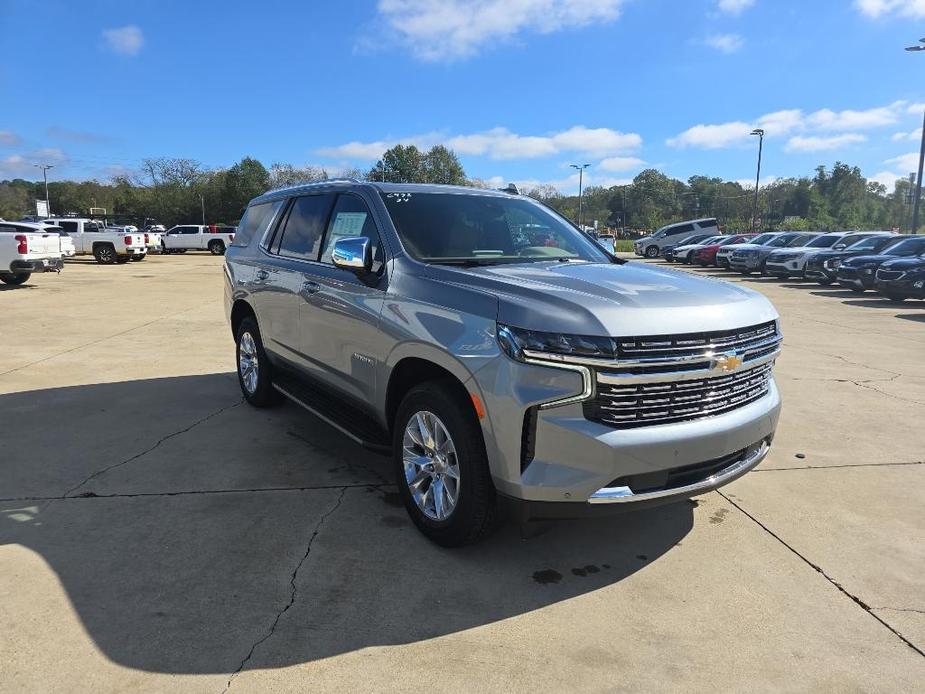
[
  {"xmin": 785, "ymin": 234, "xmax": 815, "ymax": 247},
  {"xmin": 805, "ymin": 234, "xmax": 842, "ymax": 249},
  {"xmin": 275, "ymin": 194, "xmax": 335, "ymax": 260},
  {"xmin": 58, "ymin": 221, "xmax": 78, "ymax": 234},
  {"xmin": 320, "ymin": 194, "xmax": 385, "ymax": 272},
  {"xmin": 695, "ymin": 219, "xmax": 718, "ymax": 230},
  {"xmin": 181, "ymin": 226, "xmax": 199, "ymax": 234},
  {"xmin": 750, "ymin": 233, "xmax": 775, "ymax": 244},
  {"xmin": 381, "ymin": 192, "xmax": 609, "ymax": 264},
  {"xmin": 233, "ymin": 200, "xmax": 284, "ymax": 248},
  {"xmin": 666, "ymin": 223, "xmax": 695, "ymax": 236},
  {"xmin": 847, "ymin": 236, "xmax": 890, "ymax": 252},
  {"xmin": 885, "ymin": 238, "xmax": 925, "ymax": 256}
]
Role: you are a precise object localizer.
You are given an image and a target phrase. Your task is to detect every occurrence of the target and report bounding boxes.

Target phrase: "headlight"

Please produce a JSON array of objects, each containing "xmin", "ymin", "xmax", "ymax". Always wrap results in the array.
[
  {"xmin": 914, "ymin": 280, "xmax": 924, "ymax": 289},
  {"xmin": 824, "ymin": 259, "xmax": 841, "ymax": 269},
  {"xmin": 862, "ymin": 268, "xmax": 874, "ymax": 274},
  {"xmin": 497, "ymin": 324, "xmax": 616, "ymax": 362}
]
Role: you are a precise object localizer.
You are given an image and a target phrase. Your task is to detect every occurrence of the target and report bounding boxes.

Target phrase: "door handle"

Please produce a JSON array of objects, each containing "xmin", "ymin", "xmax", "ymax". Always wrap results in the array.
[{"xmin": 301, "ymin": 280, "xmax": 322, "ymax": 295}]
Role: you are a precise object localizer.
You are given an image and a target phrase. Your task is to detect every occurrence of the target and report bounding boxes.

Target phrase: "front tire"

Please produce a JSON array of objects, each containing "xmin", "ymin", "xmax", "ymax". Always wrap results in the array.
[
  {"xmin": 886, "ymin": 293, "xmax": 906, "ymax": 303},
  {"xmin": 0, "ymin": 272, "xmax": 30, "ymax": 285},
  {"xmin": 235, "ymin": 316, "xmax": 282, "ymax": 407},
  {"xmin": 817, "ymin": 279, "xmax": 833, "ymax": 286},
  {"xmin": 644, "ymin": 245, "xmax": 659, "ymax": 259},
  {"xmin": 394, "ymin": 381, "xmax": 498, "ymax": 547}
]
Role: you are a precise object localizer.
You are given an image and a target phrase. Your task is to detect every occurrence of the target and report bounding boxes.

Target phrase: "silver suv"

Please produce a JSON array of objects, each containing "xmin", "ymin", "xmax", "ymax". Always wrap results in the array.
[{"xmin": 224, "ymin": 181, "xmax": 782, "ymax": 546}]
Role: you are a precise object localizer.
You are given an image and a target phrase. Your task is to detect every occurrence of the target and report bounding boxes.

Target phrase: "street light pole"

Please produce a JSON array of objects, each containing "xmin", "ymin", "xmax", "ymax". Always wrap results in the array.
[
  {"xmin": 570, "ymin": 163, "xmax": 590, "ymax": 229},
  {"xmin": 34, "ymin": 163, "xmax": 54, "ymax": 216},
  {"xmin": 749, "ymin": 128, "xmax": 764, "ymax": 233},
  {"xmin": 903, "ymin": 38, "xmax": 925, "ymax": 233},
  {"xmin": 200, "ymin": 193, "xmax": 206, "ymax": 226}
]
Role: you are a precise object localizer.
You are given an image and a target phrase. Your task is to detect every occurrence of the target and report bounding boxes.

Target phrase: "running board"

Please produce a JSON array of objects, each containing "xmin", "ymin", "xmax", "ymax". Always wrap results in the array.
[{"xmin": 272, "ymin": 374, "xmax": 391, "ymax": 455}]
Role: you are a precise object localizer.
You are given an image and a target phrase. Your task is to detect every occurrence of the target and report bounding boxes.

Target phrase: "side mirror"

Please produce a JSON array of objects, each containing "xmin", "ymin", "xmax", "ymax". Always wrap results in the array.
[{"xmin": 332, "ymin": 237, "xmax": 372, "ymax": 273}]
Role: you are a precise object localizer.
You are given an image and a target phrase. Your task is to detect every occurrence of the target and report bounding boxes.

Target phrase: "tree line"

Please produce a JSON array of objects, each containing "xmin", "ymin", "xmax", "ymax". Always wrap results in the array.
[{"xmin": 0, "ymin": 144, "xmax": 918, "ymax": 233}]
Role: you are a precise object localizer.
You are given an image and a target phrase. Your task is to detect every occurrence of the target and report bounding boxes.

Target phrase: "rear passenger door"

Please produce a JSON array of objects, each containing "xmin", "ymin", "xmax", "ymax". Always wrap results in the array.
[{"xmin": 299, "ymin": 193, "xmax": 388, "ymax": 404}]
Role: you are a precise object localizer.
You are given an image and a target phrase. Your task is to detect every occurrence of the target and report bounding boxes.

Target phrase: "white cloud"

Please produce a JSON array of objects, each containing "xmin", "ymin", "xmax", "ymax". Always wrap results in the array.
[
  {"xmin": 597, "ymin": 156, "xmax": 646, "ymax": 172},
  {"xmin": 717, "ymin": 0, "xmax": 755, "ymax": 13},
  {"xmin": 668, "ymin": 101, "xmax": 909, "ymax": 149},
  {"xmin": 854, "ymin": 0, "xmax": 925, "ymax": 18},
  {"xmin": 667, "ymin": 121, "xmax": 754, "ymax": 149},
  {"xmin": 907, "ymin": 102, "xmax": 925, "ymax": 114},
  {"xmin": 102, "ymin": 25, "xmax": 144, "ymax": 56},
  {"xmin": 870, "ymin": 170, "xmax": 902, "ymax": 190},
  {"xmin": 891, "ymin": 128, "xmax": 922, "ymax": 141},
  {"xmin": 319, "ymin": 125, "xmax": 641, "ymax": 161},
  {"xmin": 806, "ymin": 104, "xmax": 900, "ymax": 131},
  {"xmin": 784, "ymin": 133, "xmax": 867, "ymax": 152},
  {"xmin": 0, "ymin": 130, "xmax": 20, "ymax": 146},
  {"xmin": 735, "ymin": 175, "xmax": 779, "ymax": 190},
  {"xmin": 704, "ymin": 33, "xmax": 744, "ymax": 53},
  {"xmin": 374, "ymin": 0, "xmax": 626, "ymax": 60},
  {"xmin": 885, "ymin": 152, "xmax": 921, "ymax": 172},
  {"xmin": 0, "ymin": 148, "xmax": 67, "ymax": 179}
]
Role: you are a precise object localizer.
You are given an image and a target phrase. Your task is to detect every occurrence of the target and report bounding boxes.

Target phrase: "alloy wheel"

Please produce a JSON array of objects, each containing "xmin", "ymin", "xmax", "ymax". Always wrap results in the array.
[
  {"xmin": 238, "ymin": 331, "xmax": 259, "ymax": 394},
  {"xmin": 402, "ymin": 411, "xmax": 460, "ymax": 521}
]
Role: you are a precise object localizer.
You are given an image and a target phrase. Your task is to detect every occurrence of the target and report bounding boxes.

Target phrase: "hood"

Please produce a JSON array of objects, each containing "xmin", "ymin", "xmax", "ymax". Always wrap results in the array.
[
  {"xmin": 878, "ymin": 257, "xmax": 925, "ymax": 271},
  {"xmin": 842, "ymin": 254, "xmax": 897, "ymax": 267},
  {"xmin": 634, "ymin": 236, "xmax": 653, "ymax": 245},
  {"xmin": 436, "ymin": 260, "xmax": 778, "ymax": 337}
]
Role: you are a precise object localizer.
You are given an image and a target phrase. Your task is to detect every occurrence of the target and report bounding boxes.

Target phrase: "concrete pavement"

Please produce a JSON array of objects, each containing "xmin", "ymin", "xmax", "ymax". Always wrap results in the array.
[{"xmin": 1, "ymin": 253, "xmax": 923, "ymax": 692}]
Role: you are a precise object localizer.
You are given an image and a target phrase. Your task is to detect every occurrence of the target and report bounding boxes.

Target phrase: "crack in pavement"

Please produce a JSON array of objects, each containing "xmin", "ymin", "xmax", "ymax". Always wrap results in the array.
[
  {"xmin": 717, "ymin": 490, "xmax": 925, "ymax": 659},
  {"xmin": 872, "ymin": 607, "xmax": 925, "ymax": 615},
  {"xmin": 222, "ymin": 486, "xmax": 348, "ymax": 693},
  {"xmin": 754, "ymin": 461, "xmax": 924, "ymax": 472},
  {"xmin": 61, "ymin": 398, "xmax": 244, "ymax": 498},
  {"xmin": 0, "ymin": 482, "xmax": 388, "ymax": 504}
]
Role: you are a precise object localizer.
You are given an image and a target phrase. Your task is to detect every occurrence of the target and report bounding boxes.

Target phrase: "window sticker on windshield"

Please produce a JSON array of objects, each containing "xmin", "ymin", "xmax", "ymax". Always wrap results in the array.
[
  {"xmin": 330, "ymin": 212, "xmax": 367, "ymax": 236},
  {"xmin": 386, "ymin": 192, "xmax": 412, "ymax": 203}
]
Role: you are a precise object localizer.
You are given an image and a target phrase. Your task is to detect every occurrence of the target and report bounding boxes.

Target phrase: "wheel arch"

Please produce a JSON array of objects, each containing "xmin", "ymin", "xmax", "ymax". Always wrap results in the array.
[
  {"xmin": 230, "ymin": 298, "xmax": 258, "ymax": 338},
  {"xmin": 385, "ymin": 356, "xmax": 476, "ymax": 435}
]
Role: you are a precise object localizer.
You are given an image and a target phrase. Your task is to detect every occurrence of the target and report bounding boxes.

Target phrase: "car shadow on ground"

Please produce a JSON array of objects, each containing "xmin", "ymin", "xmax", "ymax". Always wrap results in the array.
[{"xmin": 0, "ymin": 374, "xmax": 693, "ymax": 675}]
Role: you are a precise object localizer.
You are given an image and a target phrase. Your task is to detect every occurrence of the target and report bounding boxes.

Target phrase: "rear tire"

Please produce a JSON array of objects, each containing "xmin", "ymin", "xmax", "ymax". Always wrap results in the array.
[
  {"xmin": 644, "ymin": 245, "xmax": 659, "ymax": 259},
  {"xmin": 208, "ymin": 240, "xmax": 226, "ymax": 255},
  {"xmin": 131, "ymin": 254, "xmax": 145, "ymax": 262},
  {"xmin": 93, "ymin": 244, "xmax": 116, "ymax": 264},
  {"xmin": 394, "ymin": 381, "xmax": 498, "ymax": 547},
  {"xmin": 0, "ymin": 272, "xmax": 30, "ymax": 285},
  {"xmin": 235, "ymin": 316, "xmax": 282, "ymax": 407}
]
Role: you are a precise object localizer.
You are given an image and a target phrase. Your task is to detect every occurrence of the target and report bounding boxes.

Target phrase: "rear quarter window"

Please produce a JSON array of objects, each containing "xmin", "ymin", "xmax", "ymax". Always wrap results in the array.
[{"xmin": 232, "ymin": 200, "xmax": 284, "ymax": 248}]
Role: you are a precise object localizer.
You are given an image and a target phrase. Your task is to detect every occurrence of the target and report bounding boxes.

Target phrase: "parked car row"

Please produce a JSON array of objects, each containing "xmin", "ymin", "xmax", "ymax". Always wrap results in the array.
[
  {"xmin": 645, "ymin": 228, "xmax": 925, "ymax": 304},
  {"xmin": 0, "ymin": 217, "xmax": 236, "ymax": 287}
]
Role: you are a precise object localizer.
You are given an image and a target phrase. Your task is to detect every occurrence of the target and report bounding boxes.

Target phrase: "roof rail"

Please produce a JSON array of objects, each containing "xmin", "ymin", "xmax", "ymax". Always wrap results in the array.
[{"xmin": 266, "ymin": 177, "xmax": 362, "ymax": 195}]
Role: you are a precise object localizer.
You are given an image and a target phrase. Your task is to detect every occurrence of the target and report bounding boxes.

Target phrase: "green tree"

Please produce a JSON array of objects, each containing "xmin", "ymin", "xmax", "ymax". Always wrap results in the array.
[{"xmin": 421, "ymin": 145, "xmax": 466, "ymax": 185}]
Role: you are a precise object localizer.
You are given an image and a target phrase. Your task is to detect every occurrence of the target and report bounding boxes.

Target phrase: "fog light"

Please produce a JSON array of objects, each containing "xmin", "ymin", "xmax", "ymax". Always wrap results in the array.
[{"xmin": 915, "ymin": 280, "xmax": 924, "ymax": 289}]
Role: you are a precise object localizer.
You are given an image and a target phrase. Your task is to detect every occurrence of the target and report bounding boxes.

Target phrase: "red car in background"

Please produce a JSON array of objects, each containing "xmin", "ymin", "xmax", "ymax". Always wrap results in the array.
[{"xmin": 692, "ymin": 234, "xmax": 757, "ymax": 267}]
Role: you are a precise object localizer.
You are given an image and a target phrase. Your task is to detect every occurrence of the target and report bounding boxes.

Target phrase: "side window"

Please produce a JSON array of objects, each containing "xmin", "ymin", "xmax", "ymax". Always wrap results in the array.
[
  {"xmin": 275, "ymin": 194, "xmax": 335, "ymax": 260},
  {"xmin": 182, "ymin": 226, "xmax": 199, "ymax": 234},
  {"xmin": 59, "ymin": 221, "xmax": 78, "ymax": 234},
  {"xmin": 320, "ymin": 194, "xmax": 384, "ymax": 272},
  {"xmin": 669, "ymin": 223, "xmax": 695, "ymax": 237},
  {"xmin": 232, "ymin": 200, "xmax": 284, "ymax": 248}
]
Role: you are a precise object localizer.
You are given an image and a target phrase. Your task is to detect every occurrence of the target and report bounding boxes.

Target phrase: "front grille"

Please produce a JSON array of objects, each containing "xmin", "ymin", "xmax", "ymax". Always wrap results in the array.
[
  {"xmin": 838, "ymin": 267, "xmax": 859, "ymax": 278},
  {"xmin": 616, "ymin": 321, "xmax": 777, "ymax": 362},
  {"xmin": 769, "ymin": 253, "xmax": 798, "ymax": 263},
  {"xmin": 585, "ymin": 362, "xmax": 773, "ymax": 429},
  {"xmin": 876, "ymin": 269, "xmax": 904, "ymax": 281}
]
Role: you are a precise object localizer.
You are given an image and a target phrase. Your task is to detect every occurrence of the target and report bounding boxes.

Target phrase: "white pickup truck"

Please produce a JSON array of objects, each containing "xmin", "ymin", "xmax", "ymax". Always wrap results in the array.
[
  {"xmin": 0, "ymin": 222, "xmax": 64, "ymax": 285},
  {"xmin": 163, "ymin": 225, "xmax": 235, "ymax": 255},
  {"xmin": 45, "ymin": 218, "xmax": 147, "ymax": 264}
]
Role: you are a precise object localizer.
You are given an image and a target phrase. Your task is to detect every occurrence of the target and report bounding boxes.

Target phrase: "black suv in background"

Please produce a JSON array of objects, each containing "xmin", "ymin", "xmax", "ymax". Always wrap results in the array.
[
  {"xmin": 875, "ymin": 255, "xmax": 925, "ymax": 302},
  {"xmin": 661, "ymin": 233, "xmax": 713, "ymax": 262},
  {"xmin": 805, "ymin": 233, "xmax": 898, "ymax": 286},
  {"xmin": 836, "ymin": 236, "xmax": 925, "ymax": 292}
]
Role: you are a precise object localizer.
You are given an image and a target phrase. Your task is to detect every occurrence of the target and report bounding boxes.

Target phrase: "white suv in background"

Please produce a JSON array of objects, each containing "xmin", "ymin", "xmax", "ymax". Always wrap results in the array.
[{"xmin": 634, "ymin": 218, "xmax": 720, "ymax": 258}]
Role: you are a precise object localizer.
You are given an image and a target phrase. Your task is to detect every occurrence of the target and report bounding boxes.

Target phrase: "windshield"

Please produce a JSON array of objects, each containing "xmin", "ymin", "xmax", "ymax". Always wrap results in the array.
[
  {"xmin": 785, "ymin": 233, "xmax": 815, "ymax": 247},
  {"xmin": 846, "ymin": 236, "xmax": 890, "ymax": 252},
  {"xmin": 805, "ymin": 234, "xmax": 842, "ymax": 249},
  {"xmin": 750, "ymin": 233, "xmax": 775, "ymax": 245},
  {"xmin": 677, "ymin": 234, "xmax": 707, "ymax": 245},
  {"xmin": 380, "ymin": 192, "xmax": 610, "ymax": 265},
  {"xmin": 692, "ymin": 235, "xmax": 722, "ymax": 246},
  {"xmin": 716, "ymin": 236, "xmax": 740, "ymax": 246},
  {"xmin": 768, "ymin": 233, "xmax": 799, "ymax": 247},
  {"xmin": 885, "ymin": 238, "xmax": 925, "ymax": 256}
]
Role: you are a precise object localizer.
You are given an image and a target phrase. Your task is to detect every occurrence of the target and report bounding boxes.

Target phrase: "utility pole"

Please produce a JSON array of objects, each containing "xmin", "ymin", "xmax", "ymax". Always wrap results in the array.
[
  {"xmin": 749, "ymin": 129, "xmax": 764, "ymax": 233},
  {"xmin": 200, "ymin": 193, "xmax": 206, "ymax": 226},
  {"xmin": 904, "ymin": 38, "xmax": 925, "ymax": 233},
  {"xmin": 34, "ymin": 163, "xmax": 54, "ymax": 216},
  {"xmin": 570, "ymin": 163, "xmax": 590, "ymax": 229}
]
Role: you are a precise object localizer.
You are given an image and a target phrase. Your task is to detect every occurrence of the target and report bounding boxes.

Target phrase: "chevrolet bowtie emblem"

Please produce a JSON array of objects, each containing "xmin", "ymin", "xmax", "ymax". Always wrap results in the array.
[{"xmin": 714, "ymin": 352, "xmax": 743, "ymax": 372}]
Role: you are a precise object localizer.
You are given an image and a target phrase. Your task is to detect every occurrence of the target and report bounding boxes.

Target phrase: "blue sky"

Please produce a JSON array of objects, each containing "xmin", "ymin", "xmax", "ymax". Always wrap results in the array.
[{"xmin": 1, "ymin": 0, "xmax": 924, "ymax": 193}]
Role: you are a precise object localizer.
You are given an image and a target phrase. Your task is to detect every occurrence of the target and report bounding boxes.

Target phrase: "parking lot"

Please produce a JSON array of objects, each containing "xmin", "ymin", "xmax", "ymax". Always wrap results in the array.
[{"xmin": 1, "ymin": 253, "xmax": 923, "ymax": 692}]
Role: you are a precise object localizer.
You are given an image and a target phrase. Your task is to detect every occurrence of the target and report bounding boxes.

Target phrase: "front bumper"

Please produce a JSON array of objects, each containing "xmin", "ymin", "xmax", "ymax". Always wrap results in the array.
[
  {"xmin": 765, "ymin": 259, "xmax": 804, "ymax": 277},
  {"xmin": 876, "ymin": 278, "xmax": 925, "ymax": 299},
  {"xmin": 804, "ymin": 266, "xmax": 836, "ymax": 282},
  {"xmin": 474, "ymin": 354, "xmax": 781, "ymax": 509},
  {"xmin": 9, "ymin": 257, "xmax": 63, "ymax": 273},
  {"xmin": 837, "ymin": 269, "xmax": 875, "ymax": 289},
  {"xmin": 729, "ymin": 256, "xmax": 760, "ymax": 271}
]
